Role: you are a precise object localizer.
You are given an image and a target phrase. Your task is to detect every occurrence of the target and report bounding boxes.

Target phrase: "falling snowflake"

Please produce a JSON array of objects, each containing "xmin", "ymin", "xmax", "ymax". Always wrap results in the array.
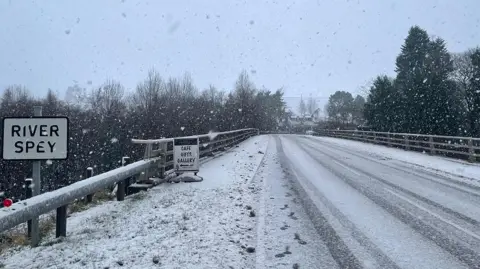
[
  {"xmin": 46, "ymin": 160, "xmax": 53, "ymax": 165},
  {"xmin": 207, "ymin": 131, "xmax": 219, "ymax": 140},
  {"xmin": 89, "ymin": 151, "xmax": 93, "ymax": 155},
  {"xmin": 203, "ymin": 143, "xmax": 209, "ymax": 147},
  {"xmin": 181, "ymin": 127, "xmax": 185, "ymax": 131},
  {"xmin": 238, "ymin": 108, "xmax": 242, "ymax": 112},
  {"xmin": 111, "ymin": 138, "xmax": 119, "ymax": 143}
]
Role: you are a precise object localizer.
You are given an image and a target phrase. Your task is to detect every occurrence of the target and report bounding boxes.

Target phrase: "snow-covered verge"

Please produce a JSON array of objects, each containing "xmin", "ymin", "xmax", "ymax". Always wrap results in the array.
[
  {"xmin": 310, "ymin": 136, "xmax": 480, "ymax": 185},
  {"xmin": 0, "ymin": 135, "xmax": 269, "ymax": 269}
]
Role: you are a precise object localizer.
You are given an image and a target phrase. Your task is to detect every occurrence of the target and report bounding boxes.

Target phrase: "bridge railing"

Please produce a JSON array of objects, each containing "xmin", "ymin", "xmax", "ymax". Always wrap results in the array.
[
  {"xmin": 131, "ymin": 128, "xmax": 258, "ymax": 182},
  {"xmin": 316, "ymin": 129, "xmax": 480, "ymax": 162},
  {"xmin": 0, "ymin": 128, "xmax": 258, "ymax": 246}
]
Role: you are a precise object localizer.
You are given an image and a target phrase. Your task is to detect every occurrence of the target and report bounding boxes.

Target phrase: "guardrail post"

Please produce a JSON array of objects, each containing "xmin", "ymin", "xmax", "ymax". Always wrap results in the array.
[
  {"xmin": 386, "ymin": 133, "xmax": 391, "ymax": 147},
  {"xmin": 429, "ymin": 136, "xmax": 436, "ymax": 155},
  {"xmin": 55, "ymin": 167, "xmax": 69, "ymax": 238},
  {"xmin": 405, "ymin": 135, "xmax": 410, "ymax": 150},
  {"xmin": 140, "ymin": 144, "xmax": 153, "ymax": 182},
  {"xmin": 159, "ymin": 143, "xmax": 167, "ymax": 178},
  {"xmin": 468, "ymin": 138, "xmax": 475, "ymax": 162},
  {"xmin": 56, "ymin": 204, "xmax": 67, "ymax": 238},
  {"xmin": 373, "ymin": 132, "xmax": 377, "ymax": 143},
  {"xmin": 205, "ymin": 141, "xmax": 214, "ymax": 157},
  {"xmin": 117, "ymin": 156, "xmax": 125, "ymax": 201},
  {"xmin": 117, "ymin": 178, "xmax": 126, "ymax": 202},
  {"xmin": 85, "ymin": 167, "xmax": 94, "ymax": 203},
  {"xmin": 122, "ymin": 157, "xmax": 131, "ymax": 195},
  {"xmin": 25, "ymin": 178, "xmax": 32, "ymax": 238}
]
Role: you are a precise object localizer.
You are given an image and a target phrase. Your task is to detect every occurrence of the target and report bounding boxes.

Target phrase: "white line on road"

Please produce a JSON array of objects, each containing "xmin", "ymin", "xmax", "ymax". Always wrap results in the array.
[
  {"xmin": 332, "ymin": 160, "xmax": 361, "ymax": 176},
  {"xmin": 385, "ymin": 188, "xmax": 480, "ymax": 241}
]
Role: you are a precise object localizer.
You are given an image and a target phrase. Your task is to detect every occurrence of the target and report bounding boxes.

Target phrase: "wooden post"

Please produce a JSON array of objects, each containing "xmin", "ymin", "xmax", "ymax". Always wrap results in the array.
[
  {"xmin": 122, "ymin": 157, "xmax": 131, "ymax": 196},
  {"xmin": 56, "ymin": 205, "xmax": 67, "ymax": 237},
  {"xmin": 429, "ymin": 136, "xmax": 436, "ymax": 155},
  {"xmin": 117, "ymin": 157, "xmax": 128, "ymax": 201},
  {"xmin": 468, "ymin": 138, "xmax": 475, "ymax": 162},
  {"xmin": 31, "ymin": 106, "xmax": 42, "ymax": 247},
  {"xmin": 159, "ymin": 143, "xmax": 167, "ymax": 178},
  {"xmin": 117, "ymin": 181, "xmax": 125, "ymax": 201},
  {"xmin": 25, "ymin": 178, "xmax": 33, "ymax": 238},
  {"xmin": 85, "ymin": 167, "xmax": 94, "ymax": 203}
]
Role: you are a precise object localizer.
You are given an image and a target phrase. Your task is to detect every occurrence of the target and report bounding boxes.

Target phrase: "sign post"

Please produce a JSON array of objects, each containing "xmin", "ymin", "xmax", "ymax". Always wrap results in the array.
[
  {"xmin": 173, "ymin": 137, "xmax": 199, "ymax": 175},
  {"xmin": 31, "ymin": 106, "xmax": 42, "ymax": 247},
  {"xmin": 2, "ymin": 106, "xmax": 69, "ymax": 246}
]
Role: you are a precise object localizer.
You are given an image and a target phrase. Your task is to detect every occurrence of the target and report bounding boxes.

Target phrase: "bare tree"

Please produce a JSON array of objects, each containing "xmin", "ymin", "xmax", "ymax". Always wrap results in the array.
[
  {"xmin": 201, "ymin": 84, "xmax": 225, "ymax": 106},
  {"xmin": 1, "ymin": 85, "xmax": 30, "ymax": 104},
  {"xmin": 1, "ymin": 85, "xmax": 32, "ymax": 115},
  {"xmin": 452, "ymin": 48, "xmax": 479, "ymax": 135},
  {"xmin": 166, "ymin": 77, "xmax": 181, "ymax": 101},
  {"xmin": 306, "ymin": 95, "xmax": 318, "ymax": 115},
  {"xmin": 65, "ymin": 84, "xmax": 88, "ymax": 109},
  {"xmin": 132, "ymin": 69, "xmax": 165, "ymax": 113},
  {"xmin": 298, "ymin": 97, "xmax": 306, "ymax": 115},
  {"xmin": 452, "ymin": 49, "xmax": 476, "ymax": 93},
  {"xmin": 181, "ymin": 72, "xmax": 198, "ymax": 98},
  {"xmin": 233, "ymin": 70, "xmax": 257, "ymax": 128},
  {"xmin": 88, "ymin": 80, "xmax": 125, "ymax": 116}
]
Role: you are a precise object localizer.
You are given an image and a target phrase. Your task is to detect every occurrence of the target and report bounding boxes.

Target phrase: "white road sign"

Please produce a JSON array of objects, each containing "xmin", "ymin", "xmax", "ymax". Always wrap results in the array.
[
  {"xmin": 173, "ymin": 137, "xmax": 199, "ymax": 173},
  {"xmin": 2, "ymin": 117, "xmax": 69, "ymax": 160}
]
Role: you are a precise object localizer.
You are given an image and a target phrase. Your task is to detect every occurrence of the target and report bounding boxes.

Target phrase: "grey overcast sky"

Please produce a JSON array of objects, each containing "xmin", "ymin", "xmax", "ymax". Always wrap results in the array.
[{"xmin": 0, "ymin": 0, "xmax": 479, "ymax": 111}]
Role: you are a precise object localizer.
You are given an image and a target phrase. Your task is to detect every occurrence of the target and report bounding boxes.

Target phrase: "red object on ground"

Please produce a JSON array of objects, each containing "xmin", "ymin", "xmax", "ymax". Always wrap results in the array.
[{"xmin": 3, "ymin": 198, "xmax": 12, "ymax": 207}]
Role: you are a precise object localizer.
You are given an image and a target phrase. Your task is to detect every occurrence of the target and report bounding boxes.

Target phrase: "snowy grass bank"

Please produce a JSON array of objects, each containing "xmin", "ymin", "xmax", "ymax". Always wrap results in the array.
[{"xmin": 0, "ymin": 135, "xmax": 269, "ymax": 269}]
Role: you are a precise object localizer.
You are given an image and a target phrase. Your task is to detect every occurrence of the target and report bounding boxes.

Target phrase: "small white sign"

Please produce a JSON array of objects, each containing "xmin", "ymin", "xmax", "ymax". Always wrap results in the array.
[
  {"xmin": 173, "ymin": 137, "xmax": 199, "ymax": 173},
  {"xmin": 2, "ymin": 117, "xmax": 69, "ymax": 160}
]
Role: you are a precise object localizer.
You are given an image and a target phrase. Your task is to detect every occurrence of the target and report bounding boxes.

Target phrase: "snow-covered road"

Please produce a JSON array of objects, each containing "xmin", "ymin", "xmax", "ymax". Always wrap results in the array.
[
  {"xmin": 276, "ymin": 135, "xmax": 480, "ymax": 269},
  {"xmin": 3, "ymin": 134, "xmax": 480, "ymax": 269}
]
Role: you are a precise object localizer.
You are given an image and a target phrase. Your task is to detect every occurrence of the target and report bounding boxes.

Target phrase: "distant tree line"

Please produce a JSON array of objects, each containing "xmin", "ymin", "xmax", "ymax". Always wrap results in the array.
[
  {"xmin": 298, "ymin": 95, "xmax": 318, "ymax": 116},
  {"xmin": 364, "ymin": 25, "xmax": 480, "ymax": 136},
  {"xmin": 0, "ymin": 70, "xmax": 285, "ymax": 200}
]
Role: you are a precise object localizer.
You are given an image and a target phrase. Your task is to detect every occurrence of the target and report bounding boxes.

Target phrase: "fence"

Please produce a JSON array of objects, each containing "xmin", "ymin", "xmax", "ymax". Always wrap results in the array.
[
  {"xmin": 0, "ymin": 128, "xmax": 258, "ymax": 246},
  {"xmin": 316, "ymin": 129, "xmax": 479, "ymax": 162}
]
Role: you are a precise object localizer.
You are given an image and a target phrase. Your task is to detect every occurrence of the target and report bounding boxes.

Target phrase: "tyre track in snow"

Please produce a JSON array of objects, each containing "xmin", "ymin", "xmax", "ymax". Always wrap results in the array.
[
  {"xmin": 305, "ymin": 136, "xmax": 480, "ymax": 197},
  {"xmin": 273, "ymin": 136, "xmax": 363, "ymax": 269},
  {"xmin": 290, "ymin": 136, "xmax": 480, "ymax": 269},
  {"xmin": 299, "ymin": 137, "xmax": 480, "ymax": 226},
  {"xmin": 254, "ymin": 136, "xmax": 340, "ymax": 269},
  {"xmin": 300, "ymin": 136, "xmax": 480, "ymax": 236},
  {"xmin": 275, "ymin": 136, "xmax": 401, "ymax": 269}
]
